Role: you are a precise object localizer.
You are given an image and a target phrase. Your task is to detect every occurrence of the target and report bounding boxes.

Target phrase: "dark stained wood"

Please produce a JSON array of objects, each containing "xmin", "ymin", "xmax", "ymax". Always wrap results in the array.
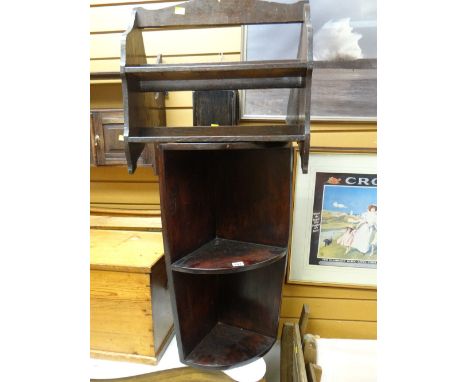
[
  {"xmin": 90, "ymin": 113, "xmax": 99, "ymax": 166},
  {"xmin": 158, "ymin": 146, "xmax": 292, "ymax": 369},
  {"xmin": 91, "ymin": 111, "xmax": 106, "ymax": 165},
  {"xmin": 215, "ymin": 147, "xmax": 292, "ymax": 247},
  {"xmin": 121, "ymin": 0, "xmax": 312, "ymax": 174},
  {"xmin": 129, "ymin": 60, "xmax": 308, "ymax": 92},
  {"xmin": 299, "ymin": 4, "xmax": 313, "ymax": 174},
  {"xmin": 158, "ymin": 149, "xmax": 216, "ymax": 264},
  {"xmin": 219, "ymin": 257, "xmax": 287, "ymax": 338},
  {"xmin": 193, "ymin": 90, "xmax": 239, "ymax": 127},
  {"xmin": 185, "ymin": 322, "xmax": 275, "ymax": 370},
  {"xmin": 171, "ymin": 238, "xmax": 286, "ymax": 274},
  {"xmin": 121, "ymin": 9, "xmax": 165, "ymax": 174},
  {"xmin": 171, "ymin": 272, "xmax": 219, "ymax": 359},
  {"xmin": 158, "ymin": 148, "xmax": 216, "ymax": 361},
  {"xmin": 160, "ymin": 142, "xmax": 289, "ymax": 151},
  {"xmin": 286, "ymin": 3, "xmax": 312, "ymax": 174},
  {"xmin": 135, "ymin": 0, "xmax": 306, "ymax": 28},
  {"xmin": 125, "ymin": 60, "xmax": 309, "ymax": 80},
  {"xmin": 137, "ymin": 77, "xmax": 304, "ymax": 91},
  {"xmin": 129, "ymin": 125, "xmax": 304, "ymax": 143},
  {"xmin": 90, "ymin": 110, "xmax": 157, "ymax": 167}
]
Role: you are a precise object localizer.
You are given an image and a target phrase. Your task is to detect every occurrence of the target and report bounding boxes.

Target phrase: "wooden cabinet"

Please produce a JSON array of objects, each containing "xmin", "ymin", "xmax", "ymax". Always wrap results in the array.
[{"xmin": 90, "ymin": 110, "xmax": 156, "ymax": 169}]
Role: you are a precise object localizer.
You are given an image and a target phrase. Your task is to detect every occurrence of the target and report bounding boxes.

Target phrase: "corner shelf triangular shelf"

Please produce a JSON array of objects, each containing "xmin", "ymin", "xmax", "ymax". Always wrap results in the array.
[{"xmin": 171, "ymin": 238, "xmax": 287, "ymax": 274}]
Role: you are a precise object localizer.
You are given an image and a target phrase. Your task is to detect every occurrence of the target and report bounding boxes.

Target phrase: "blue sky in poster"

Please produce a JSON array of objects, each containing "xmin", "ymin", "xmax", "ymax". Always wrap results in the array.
[{"xmin": 322, "ymin": 185, "xmax": 377, "ymax": 215}]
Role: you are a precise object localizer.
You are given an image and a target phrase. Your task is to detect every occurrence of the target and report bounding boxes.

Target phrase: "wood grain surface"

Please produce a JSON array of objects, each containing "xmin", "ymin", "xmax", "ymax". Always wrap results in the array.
[
  {"xmin": 171, "ymin": 238, "xmax": 286, "ymax": 274},
  {"xmin": 91, "ymin": 271, "xmax": 155, "ymax": 356},
  {"xmin": 90, "ymin": 215, "xmax": 162, "ymax": 231},
  {"xmin": 90, "ymin": 229, "xmax": 164, "ymax": 273}
]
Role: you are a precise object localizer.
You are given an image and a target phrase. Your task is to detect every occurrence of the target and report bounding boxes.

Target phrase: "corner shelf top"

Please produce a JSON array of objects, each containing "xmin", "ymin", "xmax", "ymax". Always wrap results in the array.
[{"xmin": 171, "ymin": 238, "xmax": 287, "ymax": 274}]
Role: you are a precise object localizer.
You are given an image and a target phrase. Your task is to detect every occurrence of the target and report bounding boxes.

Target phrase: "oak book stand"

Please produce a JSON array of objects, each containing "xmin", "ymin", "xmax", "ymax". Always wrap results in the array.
[{"xmin": 121, "ymin": 0, "xmax": 312, "ymax": 370}]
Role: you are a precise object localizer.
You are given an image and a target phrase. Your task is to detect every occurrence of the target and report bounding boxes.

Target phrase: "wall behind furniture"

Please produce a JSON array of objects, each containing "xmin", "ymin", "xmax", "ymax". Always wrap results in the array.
[{"xmin": 90, "ymin": 0, "xmax": 377, "ymax": 339}]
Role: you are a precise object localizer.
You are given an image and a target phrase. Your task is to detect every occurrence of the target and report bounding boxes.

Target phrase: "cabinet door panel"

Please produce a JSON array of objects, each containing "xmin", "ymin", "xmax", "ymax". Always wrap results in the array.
[
  {"xmin": 102, "ymin": 123, "xmax": 126, "ymax": 164},
  {"xmin": 91, "ymin": 110, "xmax": 155, "ymax": 169}
]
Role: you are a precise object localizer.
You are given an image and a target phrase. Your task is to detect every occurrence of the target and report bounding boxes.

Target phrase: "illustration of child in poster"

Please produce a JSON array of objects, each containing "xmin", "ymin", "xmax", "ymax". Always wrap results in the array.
[{"xmin": 309, "ymin": 172, "xmax": 377, "ymax": 269}]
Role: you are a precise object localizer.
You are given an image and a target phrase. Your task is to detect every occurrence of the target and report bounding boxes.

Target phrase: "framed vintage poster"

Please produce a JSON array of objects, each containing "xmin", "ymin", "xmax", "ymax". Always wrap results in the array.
[{"xmin": 288, "ymin": 149, "xmax": 377, "ymax": 287}]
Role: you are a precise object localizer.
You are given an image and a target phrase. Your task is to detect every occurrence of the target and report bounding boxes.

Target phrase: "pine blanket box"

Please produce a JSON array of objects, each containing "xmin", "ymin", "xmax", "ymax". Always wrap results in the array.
[{"xmin": 90, "ymin": 227, "xmax": 173, "ymax": 365}]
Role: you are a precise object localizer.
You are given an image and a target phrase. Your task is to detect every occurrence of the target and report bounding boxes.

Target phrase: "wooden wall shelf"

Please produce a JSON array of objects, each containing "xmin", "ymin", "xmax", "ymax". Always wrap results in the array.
[
  {"xmin": 128, "ymin": 125, "xmax": 304, "ymax": 143},
  {"xmin": 120, "ymin": 0, "xmax": 312, "ymax": 174}
]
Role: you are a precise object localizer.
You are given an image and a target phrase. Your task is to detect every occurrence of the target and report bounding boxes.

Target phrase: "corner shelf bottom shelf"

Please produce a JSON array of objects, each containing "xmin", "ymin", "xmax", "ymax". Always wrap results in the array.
[{"xmin": 184, "ymin": 322, "xmax": 275, "ymax": 369}]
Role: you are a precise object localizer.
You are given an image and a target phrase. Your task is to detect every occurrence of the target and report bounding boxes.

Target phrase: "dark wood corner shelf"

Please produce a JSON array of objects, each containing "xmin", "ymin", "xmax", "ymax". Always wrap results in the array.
[
  {"xmin": 171, "ymin": 238, "xmax": 287, "ymax": 274},
  {"xmin": 185, "ymin": 322, "xmax": 275, "ymax": 369},
  {"xmin": 128, "ymin": 125, "xmax": 305, "ymax": 144}
]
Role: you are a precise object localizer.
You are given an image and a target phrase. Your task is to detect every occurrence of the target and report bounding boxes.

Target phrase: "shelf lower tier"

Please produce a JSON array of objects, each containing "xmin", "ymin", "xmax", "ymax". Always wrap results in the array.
[
  {"xmin": 171, "ymin": 238, "xmax": 287, "ymax": 274},
  {"xmin": 128, "ymin": 125, "xmax": 304, "ymax": 144},
  {"xmin": 184, "ymin": 322, "xmax": 275, "ymax": 370}
]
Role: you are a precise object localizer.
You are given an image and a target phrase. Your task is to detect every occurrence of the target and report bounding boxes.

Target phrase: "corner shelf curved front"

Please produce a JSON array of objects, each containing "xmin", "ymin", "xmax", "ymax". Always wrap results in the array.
[
  {"xmin": 170, "ymin": 238, "xmax": 287, "ymax": 274},
  {"xmin": 184, "ymin": 322, "xmax": 276, "ymax": 370}
]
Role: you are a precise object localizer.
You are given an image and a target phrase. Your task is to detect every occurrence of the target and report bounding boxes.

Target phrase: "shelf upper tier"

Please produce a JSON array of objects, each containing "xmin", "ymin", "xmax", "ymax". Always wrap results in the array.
[
  {"xmin": 185, "ymin": 322, "xmax": 276, "ymax": 369},
  {"xmin": 171, "ymin": 238, "xmax": 287, "ymax": 274},
  {"xmin": 124, "ymin": 60, "xmax": 310, "ymax": 81},
  {"xmin": 128, "ymin": 125, "xmax": 304, "ymax": 144},
  {"xmin": 124, "ymin": 60, "xmax": 309, "ymax": 91}
]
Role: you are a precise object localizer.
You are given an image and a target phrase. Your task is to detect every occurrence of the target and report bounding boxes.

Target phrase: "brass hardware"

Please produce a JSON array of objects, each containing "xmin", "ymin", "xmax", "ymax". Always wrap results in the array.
[{"xmin": 94, "ymin": 134, "xmax": 100, "ymax": 146}]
